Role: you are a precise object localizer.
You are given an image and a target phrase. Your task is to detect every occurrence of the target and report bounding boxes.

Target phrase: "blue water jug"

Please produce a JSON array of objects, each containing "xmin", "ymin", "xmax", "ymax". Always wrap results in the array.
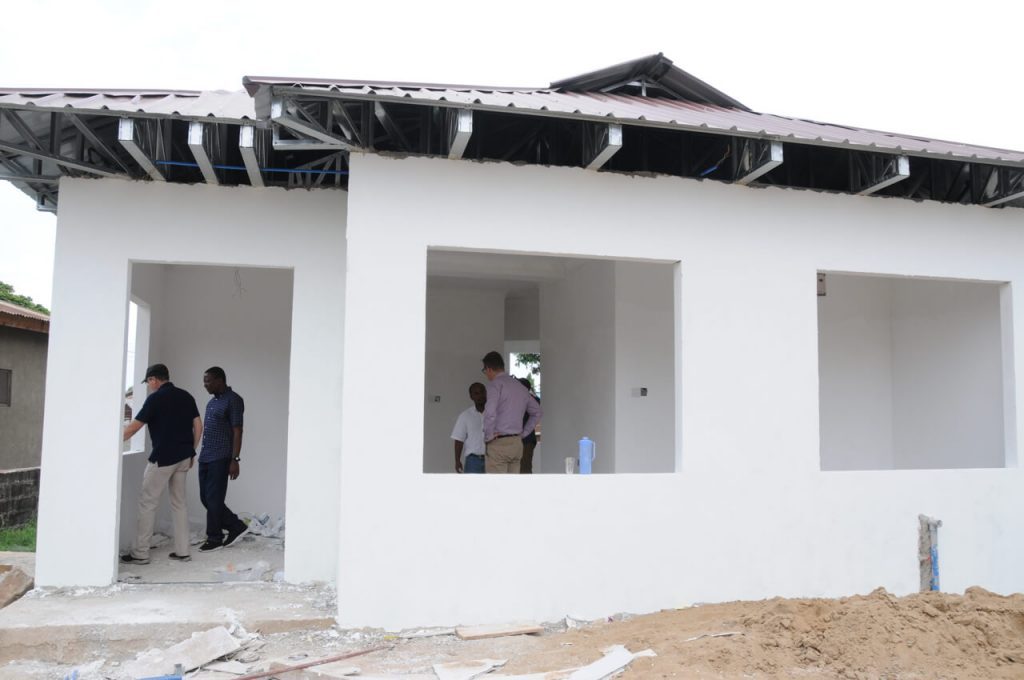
[{"xmin": 578, "ymin": 437, "xmax": 596, "ymax": 474}]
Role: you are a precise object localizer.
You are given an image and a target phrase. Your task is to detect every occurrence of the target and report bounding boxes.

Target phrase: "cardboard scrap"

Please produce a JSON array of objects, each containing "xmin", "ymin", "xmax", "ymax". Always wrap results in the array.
[
  {"xmin": 125, "ymin": 626, "xmax": 241, "ymax": 678},
  {"xmin": 432, "ymin": 658, "xmax": 507, "ymax": 680},
  {"xmin": 455, "ymin": 621, "xmax": 543, "ymax": 640},
  {"xmin": 0, "ymin": 564, "xmax": 33, "ymax": 608},
  {"xmin": 565, "ymin": 645, "xmax": 656, "ymax": 680}
]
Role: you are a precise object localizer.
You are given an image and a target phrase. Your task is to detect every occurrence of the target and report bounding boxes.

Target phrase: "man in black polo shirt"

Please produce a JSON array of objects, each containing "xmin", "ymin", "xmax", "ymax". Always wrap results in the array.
[{"xmin": 121, "ymin": 363, "xmax": 202, "ymax": 565}]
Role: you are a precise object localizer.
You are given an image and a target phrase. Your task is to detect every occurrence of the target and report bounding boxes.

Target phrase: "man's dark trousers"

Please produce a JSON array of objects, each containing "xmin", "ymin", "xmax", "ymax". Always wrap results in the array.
[{"xmin": 199, "ymin": 458, "xmax": 246, "ymax": 543}]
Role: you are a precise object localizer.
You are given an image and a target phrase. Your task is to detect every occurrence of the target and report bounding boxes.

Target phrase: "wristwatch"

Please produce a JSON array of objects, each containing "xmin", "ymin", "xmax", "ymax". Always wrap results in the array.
[{"xmin": 233, "ymin": 456, "xmax": 241, "ymax": 462}]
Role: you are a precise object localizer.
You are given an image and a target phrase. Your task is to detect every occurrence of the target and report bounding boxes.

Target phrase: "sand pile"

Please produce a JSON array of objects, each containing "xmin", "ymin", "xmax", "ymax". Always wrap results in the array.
[{"xmin": 502, "ymin": 587, "xmax": 1024, "ymax": 679}]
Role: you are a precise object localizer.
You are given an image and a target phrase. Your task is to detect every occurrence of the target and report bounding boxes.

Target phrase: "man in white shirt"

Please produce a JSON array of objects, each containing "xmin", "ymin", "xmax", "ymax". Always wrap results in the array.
[{"xmin": 451, "ymin": 382, "xmax": 487, "ymax": 473}]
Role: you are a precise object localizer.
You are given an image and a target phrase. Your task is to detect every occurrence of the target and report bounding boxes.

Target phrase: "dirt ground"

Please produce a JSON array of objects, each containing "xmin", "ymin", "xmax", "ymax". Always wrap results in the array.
[{"xmin": 6, "ymin": 586, "xmax": 1024, "ymax": 679}]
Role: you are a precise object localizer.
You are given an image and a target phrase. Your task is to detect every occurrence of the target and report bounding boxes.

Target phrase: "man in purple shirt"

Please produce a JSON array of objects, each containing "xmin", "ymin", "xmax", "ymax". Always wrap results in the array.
[{"xmin": 481, "ymin": 351, "xmax": 542, "ymax": 474}]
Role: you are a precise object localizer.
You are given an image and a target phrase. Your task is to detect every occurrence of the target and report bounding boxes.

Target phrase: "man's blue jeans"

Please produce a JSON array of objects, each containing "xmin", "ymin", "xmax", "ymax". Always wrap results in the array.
[
  {"xmin": 198, "ymin": 458, "xmax": 246, "ymax": 543},
  {"xmin": 464, "ymin": 454, "xmax": 485, "ymax": 474}
]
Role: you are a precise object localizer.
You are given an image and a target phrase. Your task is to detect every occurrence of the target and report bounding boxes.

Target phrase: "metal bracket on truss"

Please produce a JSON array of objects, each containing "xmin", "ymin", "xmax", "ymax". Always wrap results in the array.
[
  {"xmin": 238, "ymin": 124, "xmax": 268, "ymax": 188},
  {"xmin": 187, "ymin": 121, "xmax": 220, "ymax": 185},
  {"xmin": 734, "ymin": 139, "xmax": 783, "ymax": 185},
  {"xmin": 982, "ymin": 167, "xmax": 1024, "ymax": 207},
  {"xmin": 853, "ymin": 154, "xmax": 910, "ymax": 196},
  {"xmin": 582, "ymin": 123, "xmax": 622, "ymax": 170},
  {"xmin": 271, "ymin": 97, "xmax": 352, "ymax": 150},
  {"xmin": 446, "ymin": 109, "xmax": 473, "ymax": 160},
  {"xmin": 118, "ymin": 118, "xmax": 164, "ymax": 181}
]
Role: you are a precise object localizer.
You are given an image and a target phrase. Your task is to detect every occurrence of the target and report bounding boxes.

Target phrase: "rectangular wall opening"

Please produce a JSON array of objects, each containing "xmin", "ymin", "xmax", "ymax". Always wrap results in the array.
[
  {"xmin": 818, "ymin": 272, "xmax": 1014, "ymax": 470},
  {"xmin": 119, "ymin": 262, "xmax": 293, "ymax": 582},
  {"xmin": 424, "ymin": 249, "xmax": 679, "ymax": 474}
]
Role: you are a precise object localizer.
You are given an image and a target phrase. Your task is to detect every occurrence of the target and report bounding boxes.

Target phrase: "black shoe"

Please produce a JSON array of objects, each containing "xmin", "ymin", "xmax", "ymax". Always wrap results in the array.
[
  {"xmin": 224, "ymin": 524, "xmax": 251, "ymax": 548},
  {"xmin": 199, "ymin": 540, "xmax": 223, "ymax": 552},
  {"xmin": 120, "ymin": 553, "xmax": 150, "ymax": 565},
  {"xmin": 169, "ymin": 552, "xmax": 192, "ymax": 562}
]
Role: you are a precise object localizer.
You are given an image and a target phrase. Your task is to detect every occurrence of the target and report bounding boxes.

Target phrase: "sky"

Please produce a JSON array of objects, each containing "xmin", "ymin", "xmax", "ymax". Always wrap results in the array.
[{"xmin": 2, "ymin": 0, "xmax": 1022, "ymax": 308}]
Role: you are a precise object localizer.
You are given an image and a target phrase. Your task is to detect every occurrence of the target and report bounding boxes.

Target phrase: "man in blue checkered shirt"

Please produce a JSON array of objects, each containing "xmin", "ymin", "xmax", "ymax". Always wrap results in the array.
[{"xmin": 197, "ymin": 366, "xmax": 249, "ymax": 552}]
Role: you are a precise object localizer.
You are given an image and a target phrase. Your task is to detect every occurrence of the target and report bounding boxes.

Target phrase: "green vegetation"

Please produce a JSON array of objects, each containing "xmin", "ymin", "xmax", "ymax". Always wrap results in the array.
[
  {"xmin": 0, "ymin": 521, "xmax": 36, "ymax": 552},
  {"xmin": 0, "ymin": 281, "xmax": 49, "ymax": 315}
]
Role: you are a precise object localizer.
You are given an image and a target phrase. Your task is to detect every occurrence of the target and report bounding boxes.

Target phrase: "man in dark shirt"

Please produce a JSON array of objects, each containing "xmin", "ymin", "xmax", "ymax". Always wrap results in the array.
[
  {"xmin": 121, "ymin": 363, "xmax": 202, "ymax": 564},
  {"xmin": 197, "ymin": 366, "xmax": 249, "ymax": 552}
]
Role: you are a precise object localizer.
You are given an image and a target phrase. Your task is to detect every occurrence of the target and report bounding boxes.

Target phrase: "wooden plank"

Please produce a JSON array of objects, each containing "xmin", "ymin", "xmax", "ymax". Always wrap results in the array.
[{"xmin": 455, "ymin": 621, "xmax": 544, "ymax": 641}]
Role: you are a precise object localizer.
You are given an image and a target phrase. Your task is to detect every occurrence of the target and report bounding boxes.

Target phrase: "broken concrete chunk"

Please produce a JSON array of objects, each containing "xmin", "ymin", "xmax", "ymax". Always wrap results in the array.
[
  {"xmin": 433, "ymin": 658, "xmax": 507, "ymax": 680},
  {"xmin": 455, "ymin": 621, "xmax": 543, "ymax": 640},
  {"xmin": 124, "ymin": 626, "xmax": 241, "ymax": 678},
  {"xmin": 399, "ymin": 625, "xmax": 457, "ymax": 638},
  {"xmin": 0, "ymin": 564, "xmax": 33, "ymax": 609},
  {"xmin": 204, "ymin": 659, "xmax": 250, "ymax": 674}
]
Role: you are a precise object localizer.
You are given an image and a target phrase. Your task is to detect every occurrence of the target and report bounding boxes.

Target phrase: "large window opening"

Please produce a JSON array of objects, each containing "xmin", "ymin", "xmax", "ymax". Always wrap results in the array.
[
  {"xmin": 818, "ymin": 272, "xmax": 1014, "ymax": 471},
  {"xmin": 119, "ymin": 263, "xmax": 294, "ymax": 583},
  {"xmin": 424, "ymin": 250, "xmax": 679, "ymax": 474}
]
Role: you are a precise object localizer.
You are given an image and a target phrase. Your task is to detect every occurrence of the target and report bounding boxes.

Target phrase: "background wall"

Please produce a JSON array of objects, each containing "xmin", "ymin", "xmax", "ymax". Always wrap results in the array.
[
  {"xmin": 540, "ymin": 261, "xmax": 616, "ymax": 473},
  {"xmin": 338, "ymin": 152, "xmax": 1024, "ymax": 630},
  {"xmin": 423, "ymin": 284, "xmax": 505, "ymax": 473},
  {"xmin": 37, "ymin": 179, "xmax": 345, "ymax": 586},
  {"xmin": 614, "ymin": 261, "xmax": 677, "ymax": 473},
  {"xmin": 819, "ymin": 274, "xmax": 1006, "ymax": 470},
  {"xmin": 0, "ymin": 325, "xmax": 47, "ymax": 470}
]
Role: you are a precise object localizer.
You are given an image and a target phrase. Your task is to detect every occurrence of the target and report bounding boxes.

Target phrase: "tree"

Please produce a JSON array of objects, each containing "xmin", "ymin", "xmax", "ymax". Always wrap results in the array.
[
  {"xmin": 0, "ymin": 281, "xmax": 49, "ymax": 315},
  {"xmin": 515, "ymin": 353, "xmax": 540, "ymax": 375}
]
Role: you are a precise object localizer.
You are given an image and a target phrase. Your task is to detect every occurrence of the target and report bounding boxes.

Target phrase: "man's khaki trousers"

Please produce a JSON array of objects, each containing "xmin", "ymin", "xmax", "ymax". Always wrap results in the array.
[
  {"xmin": 485, "ymin": 436, "xmax": 523, "ymax": 474},
  {"xmin": 131, "ymin": 458, "xmax": 192, "ymax": 559}
]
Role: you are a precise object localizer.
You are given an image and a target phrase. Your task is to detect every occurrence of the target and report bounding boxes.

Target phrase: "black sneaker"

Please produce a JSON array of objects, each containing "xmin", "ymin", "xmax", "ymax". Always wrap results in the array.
[
  {"xmin": 198, "ymin": 540, "xmax": 223, "ymax": 552},
  {"xmin": 169, "ymin": 552, "xmax": 192, "ymax": 562},
  {"xmin": 120, "ymin": 553, "xmax": 150, "ymax": 565},
  {"xmin": 224, "ymin": 524, "xmax": 251, "ymax": 548}
]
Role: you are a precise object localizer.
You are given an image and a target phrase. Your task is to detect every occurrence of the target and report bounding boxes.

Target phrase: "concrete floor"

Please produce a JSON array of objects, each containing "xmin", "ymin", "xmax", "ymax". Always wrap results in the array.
[{"xmin": 118, "ymin": 534, "xmax": 284, "ymax": 584}]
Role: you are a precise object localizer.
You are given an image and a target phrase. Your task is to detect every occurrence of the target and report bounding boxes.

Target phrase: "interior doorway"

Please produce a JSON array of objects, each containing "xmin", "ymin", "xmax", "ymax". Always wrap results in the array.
[{"xmin": 118, "ymin": 263, "xmax": 293, "ymax": 583}]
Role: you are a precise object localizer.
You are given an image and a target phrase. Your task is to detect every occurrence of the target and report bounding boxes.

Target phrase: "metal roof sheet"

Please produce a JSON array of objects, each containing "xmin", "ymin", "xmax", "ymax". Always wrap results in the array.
[
  {"xmin": 0, "ymin": 299, "xmax": 49, "ymax": 322},
  {"xmin": 0, "ymin": 88, "xmax": 255, "ymax": 123},
  {"xmin": 248, "ymin": 82, "xmax": 1024, "ymax": 166}
]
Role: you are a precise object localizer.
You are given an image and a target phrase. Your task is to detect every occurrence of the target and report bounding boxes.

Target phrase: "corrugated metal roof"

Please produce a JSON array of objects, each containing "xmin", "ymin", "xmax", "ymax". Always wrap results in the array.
[
  {"xmin": 0, "ymin": 88, "xmax": 255, "ymax": 123},
  {"xmin": 245, "ymin": 81, "xmax": 1024, "ymax": 167},
  {"xmin": 0, "ymin": 299, "xmax": 49, "ymax": 322}
]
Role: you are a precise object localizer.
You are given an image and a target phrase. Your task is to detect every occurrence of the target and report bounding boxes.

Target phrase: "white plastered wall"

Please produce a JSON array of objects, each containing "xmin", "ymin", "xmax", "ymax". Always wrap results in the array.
[
  {"xmin": 339, "ymin": 152, "xmax": 1024, "ymax": 629},
  {"xmin": 36, "ymin": 179, "xmax": 346, "ymax": 586}
]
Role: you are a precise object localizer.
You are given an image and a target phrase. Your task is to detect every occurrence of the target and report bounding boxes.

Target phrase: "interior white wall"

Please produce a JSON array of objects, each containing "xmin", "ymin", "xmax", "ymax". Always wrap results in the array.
[
  {"xmin": 539, "ymin": 261, "xmax": 616, "ymax": 473},
  {"xmin": 37, "ymin": 179, "xmax": 345, "ymax": 586},
  {"xmin": 158, "ymin": 264, "xmax": 293, "ymax": 523},
  {"xmin": 338, "ymin": 152, "xmax": 1024, "ymax": 630},
  {"xmin": 819, "ymin": 274, "xmax": 1005, "ymax": 470},
  {"xmin": 505, "ymin": 293, "xmax": 539, "ymax": 341},
  {"xmin": 890, "ymin": 278, "xmax": 1004, "ymax": 469},
  {"xmin": 423, "ymin": 284, "xmax": 505, "ymax": 473},
  {"xmin": 613, "ymin": 261, "xmax": 676, "ymax": 473},
  {"xmin": 818, "ymin": 274, "xmax": 897, "ymax": 470}
]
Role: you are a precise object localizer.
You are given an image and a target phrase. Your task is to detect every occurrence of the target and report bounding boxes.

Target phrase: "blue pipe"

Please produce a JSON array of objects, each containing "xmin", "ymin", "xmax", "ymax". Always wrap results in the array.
[{"xmin": 154, "ymin": 160, "xmax": 348, "ymax": 176}]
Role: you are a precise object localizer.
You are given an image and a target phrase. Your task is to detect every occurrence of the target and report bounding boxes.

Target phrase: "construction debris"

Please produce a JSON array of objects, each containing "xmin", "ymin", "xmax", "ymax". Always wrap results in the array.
[
  {"xmin": 432, "ymin": 658, "xmax": 506, "ymax": 680},
  {"xmin": 213, "ymin": 560, "xmax": 271, "ymax": 582},
  {"xmin": 0, "ymin": 564, "xmax": 33, "ymax": 608},
  {"xmin": 399, "ymin": 626, "xmax": 457, "ymax": 639},
  {"xmin": 564, "ymin": 645, "xmax": 655, "ymax": 680},
  {"xmin": 455, "ymin": 622, "xmax": 544, "ymax": 641},
  {"xmin": 124, "ymin": 626, "xmax": 241, "ymax": 678}
]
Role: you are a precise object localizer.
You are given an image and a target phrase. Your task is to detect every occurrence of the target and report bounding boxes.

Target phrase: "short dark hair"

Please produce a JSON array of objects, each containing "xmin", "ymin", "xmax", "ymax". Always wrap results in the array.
[
  {"xmin": 481, "ymin": 351, "xmax": 505, "ymax": 371},
  {"xmin": 142, "ymin": 363, "xmax": 170, "ymax": 383},
  {"xmin": 205, "ymin": 366, "xmax": 227, "ymax": 381},
  {"xmin": 517, "ymin": 377, "xmax": 532, "ymax": 390},
  {"xmin": 469, "ymin": 382, "xmax": 485, "ymax": 393}
]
